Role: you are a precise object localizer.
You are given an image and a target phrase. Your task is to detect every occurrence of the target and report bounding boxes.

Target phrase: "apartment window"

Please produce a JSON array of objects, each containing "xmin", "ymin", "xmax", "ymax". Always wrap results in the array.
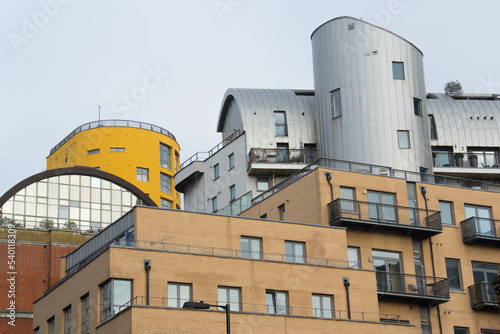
[
  {"xmin": 367, "ymin": 191, "xmax": 396, "ymax": 222},
  {"xmin": 218, "ymin": 286, "xmax": 241, "ymax": 311},
  {"xmin": 429, "ymin": 115, "xmax": 438, "ymax": 139},
  {"xmin": 340, "ymin": 186, "xmax": 356, "ymax": 212},
  {"xmin": 454, "ymin": 327, "xmax": 469, "ymax": 334},
  {"xmin": 397, "ymin": 130, "xmax": 410, "ymax": 149},
  {"xmin": 274, "ymin": 111, "xmax": 288, "ymax": 136},
  {"xmin": 81, "ymin": 294, "xmax": 89, "ymax": 334},
  {"xmin": 64, "ymin": 305, "xmax": 71, "ymax": 334},
  {"xmin": 330, "ymin": 88, "xmax": 342, "ymax": 118},
  {"xmin": 213, "ymin": 163, "xmax": 220, "ymax": 180},
  {"xmin": 465, "ymin": 204, "xmax": 493, "ymax": 236},
  {"xmin": 160, "ymin": 143, "xmax": 171, "ymax": 169},
  {"xmin": 175, "ymin": 154, "xmax": 179, "ymax": 171},
  {"xmin": 472, "ymin": 261, "xmax": 499, "ymax": 284},
  {"xmin": 161, "ymin": 198, "xmax": 172, "ymax": 209},
  {"xmin": 87, "ymin": 149, "xmax": 100, "ymax": 155},
  {"xmin": 168, "ymin": 282, "xmax": 192, "ymax": 308},
  {"xmin": 445, "ymin": 258, "xmax": 463, "ymax": 291},
  {"xmin": 433, "ymin": 146, "xmax": 453, "ymax": 167},
  {"xmin": 110, "ymin": 147, "xmax": 125, "ymax": 152},
  {"xmin": 312, "ymin": 294, "xmax": 333, "ymax": 318},
  {"xmin": 414, "ymin": 97, "xmax": 422, "ymax": 116},
  {"xmin": 392, "ymin": 61, "xmax": 404, "ymax": 80},
  {"xmin": 47, "ymin": 317, "xmax": 55, "ymax": 334},
  {"xmin": 34, "ymin": 327, "xmax": 39, "ymax": 334},
  {"xmin": 257, "ymin": 177, "xmax": 269, "ymax": 192},
  {"xmin": 100, "ymin": 279, "xmax": 132, "ymax": 322},
  {"xmin": 241, "ymin": 236, "xmax": 262, "ymax": 259},
  {"xmin": 347, "ymin": 247, "xmax": 361, "ymax": 269},
  {"xmin": 277, "ymin": 143, "xmax": 289, "ymax": 163},
  {"xmin": 136, "ymin": 167, "xmax": 149, "ymax": 182},
  {"xmin": 228, "ymin": 153, "xmax": 235, "ymax": 170},
  {"xmin": 160, "ymin": 173, "xmax": 171, "ymax": 194},
  {"xmin": 372, "ymin": 250, "xmax": 402, "ymax": 292},
  {"xmin": 212, "ymin": 196, "xmax": 217, "ymax": 213},
  {"xmin": 266, "ymin": 290, "xmax": 288, "ymax": 315},
  {"xmin": 439, "ymin": 201, "xmax": 454, "ymax": 225},
  {"xmin": 285, "ymin": 241, "xmax": 305, "ymax": 263},
  {"xmin": 278, "ymin": 204, "xmax": 285, "ymax": 221},
  {"xmin": 230, "ymin": 185, "xmax": 236, "ymax": 201}
]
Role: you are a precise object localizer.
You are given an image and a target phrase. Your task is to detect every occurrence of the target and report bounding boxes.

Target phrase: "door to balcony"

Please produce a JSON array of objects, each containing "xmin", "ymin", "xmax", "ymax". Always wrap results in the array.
[
  {"xmin": 373, "ymin": 250, "xmax": 403, "ymax": 293},
  {"xmin": 368, "ymin": 191, "xmax": 397, "ymax": 223},
  {"xmin": 465, "ymin": 205, "xmax": 494, "ymax": 237}
]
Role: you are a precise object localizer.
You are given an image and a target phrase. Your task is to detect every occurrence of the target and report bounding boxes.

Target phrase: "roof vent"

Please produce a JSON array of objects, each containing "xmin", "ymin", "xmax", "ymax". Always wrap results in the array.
[
  {"xmin": 348, "ymin": 23, "xmax": 355, "ymax": 30},
  {"xmin": 372, "ymin": 50, "xmax": 378, "ymax": 55}
]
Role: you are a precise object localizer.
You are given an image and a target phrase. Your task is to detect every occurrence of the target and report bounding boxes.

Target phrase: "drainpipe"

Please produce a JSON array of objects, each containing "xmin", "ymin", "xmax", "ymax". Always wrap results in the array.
[
  {"xmin": 343, "ymin": 277, "xmax": 351, "ymax": 319},
  {"xmin": 419, "ymin": 187, "xmax": 443, "ymax": 334},
  {"xmin": 325, "ymin": 172, "xmax": 333, "ymax": 202},
  {"xmin": 143, "ymin": 260, "xmax": 151, "ymax": 305}
]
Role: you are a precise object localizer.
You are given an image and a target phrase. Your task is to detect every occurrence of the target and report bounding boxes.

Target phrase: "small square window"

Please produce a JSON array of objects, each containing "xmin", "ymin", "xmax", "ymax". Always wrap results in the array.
[
  {"xmin": 397, "ymin": 130, "xmax": 410, "ymax": 149},
  {"xmin": 228, "ymin": 153, "xmax": 235, "ymax": 170},
  {"xmin": 266, "ymin": 290, "xmax": 288, "ymax": 314},
  {"xmin": 168, "ymin": 282, "xmax": 192, "ymax": 308},
  {"xmin": 257, "ymin": 177, "xmax": 269, "ymax": 192},
  {"xmin": 136, "ymin": 167, "xmax": 149, "ymax": 182},
  {"xmin": 392, "ymin": 62, "xmax": 404, "ymax": 80},
  {"xmin": 330, "ymin": 88, "xmax": 342, "ymax": 118},
  {"xmin": 214, "ymin": 164, "xmax": 220, "ymax": 180},
  {"xmin": 454, "ymin": 327, "xmax": 469, "ymax": 334},
  {"xmin": 414, "ymin": 97, "xmax": 422, "ymax": 116},
  {"xmin": 218, "ymin": 286, "xmax": 241, "ymax": 311},
  {"xmin": 285, "ymin": 241, "xmax": 305, "ymax": 263},
  {"xmin": 312, "ymin": 294, "xmax": 334, "ymax": 318},
  {"xmin": 241, "ymin": 236, "xmax": 262, "ymax": 259},
  {"xmin": 161, "ymin": 198, "xmax": 172, "ymax": 209}
]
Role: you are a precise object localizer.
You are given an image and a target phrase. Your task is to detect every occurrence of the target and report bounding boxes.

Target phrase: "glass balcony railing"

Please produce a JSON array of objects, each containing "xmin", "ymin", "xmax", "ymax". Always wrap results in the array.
[
  {"xmin": 468, "ymin": 282, "xmax": 499, "ymax": 310},
  {"xmin": 460, "ymin": 217, "xmax": 500, "ymax": 245},
  {"xmin": 249, "ymin": 148, "xmax": 319, "ymax": 165},
  {"xmin": 432, "ymin": 151, "xmax": 500, "ymax": 168}
]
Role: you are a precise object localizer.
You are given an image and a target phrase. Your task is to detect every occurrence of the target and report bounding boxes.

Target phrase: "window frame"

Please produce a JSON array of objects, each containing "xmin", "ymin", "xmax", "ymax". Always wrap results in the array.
[
  {"xmin": 47, "ymin": 316, "xmax": 55, "ymax": 334},
  {"xmin": 274, "ymin": 110, "xmax": 288, "ymax": 136},
  {"xmin": 160, "ymin": 173, "xmax": 171, "ymax": 194},
  {"xmin": 161, "ymin": 198, "xmax": 172, "ymax": 209},
  {"xmin": 241, "ymin": 236, "xmax": 262, "ymax": 259},
  {"xmin": 397, "ymin": 130, "xmax": 410, "ymax": 149},
  {"xmin": 63, "ymin": 305, "xmax": 71, "ymax": 334},
  {"xmin": 214, "ymin": 163, "xmax": 220, "ymax": 180},
  {"xmin": 330, "ymin": 88, "xmax": 342, "ymax": 118},
  {"xmin": 212, "ymin": 196, "xmax": 217, "ymax": 213},
  {"xmin": 167, "ymin": 282, "xmax": 192, "ymax": 308},
  {"xmin": 340, "ymin": 186, "xmax": 356, "ymax": 212},
  {"xmin": 347, "ymin": 246, "xmax": 361, "ymax": 269},
  {"xmin": 472, "ymin": 261, "xmax": 499, "ymax": 284},
  {"xmin": 392, "ymin": 61, "xmax": 405, "ymax": 80},
  {"xmin": 81, "ymin": 293, "xmax": 89, "ymax": 334},
  {"xmin": 429, "ymin": 115, "xmax": 438, "ymax": 140},
  {"xmin": 266, "ymin": 290, "xmax": 289, "ymax": 315},
  {"xmin": 100, "ymin": 279, "xmax": 132, "ymax": 322},
  {"xmin": 285, "ymin": 240, "xmax": 306, "ymax": 263},
  {"xmin": 439, "ymin": 201, "xmax": 455, "ymax": 225},
  {"xmin": 413, "ymin": 97, "xmax": 422, "ymax": 117},
  {"xmin": 136, "ymin": 167, "xmax": 149, "ymax": 182},
  {"xmin": 257, "ymin": 177, "xmax": 269, "ymax": 192},
  {"xmin": 454, "ymin": 327, "xmax": 470, "ymax": 334},
  {"xmin": 160, "ymin": 143, "xmax": 171, "ymax": 169},
  {"xmin": 312, "ymin": 293, "xmax": 334, "ymax": 318},
  {"xmin": 228, "ymin": 153, "xmax": 235, "ymax": 170},
  {"xmin": 218, "ymin": 286, "xmax": 242, "ymax": 311},
  {"xmin": 278, "ymin": 204, "xmax": 285, "ymax": 221},
  {"xmin": 110, "ymin": 147, "xmax": 125, "ymax": 152},
  {"xmin": 87, "ymin": 149, "xmax": 100, "ymax": 155},
  {"xmin": 445, "ymin": 258, "xmax": 463, "ymax": 291},
  {"xmin": 229, "ymin": 184, "xmax": 236, "ymax": 202}
]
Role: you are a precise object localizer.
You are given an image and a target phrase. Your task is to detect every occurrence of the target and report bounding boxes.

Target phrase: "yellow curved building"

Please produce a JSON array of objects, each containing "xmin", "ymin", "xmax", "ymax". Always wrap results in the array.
[{"xmin": 46, "ymin": 120, "xmax": 180, "ymax": 208}]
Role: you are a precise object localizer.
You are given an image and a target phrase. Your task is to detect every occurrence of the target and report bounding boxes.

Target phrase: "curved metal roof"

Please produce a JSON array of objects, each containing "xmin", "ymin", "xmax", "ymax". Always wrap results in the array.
[
  {"xmin": 427, "ymin": 93, "xmax": 500, "ymax": 147},
  {"xmin": 0, "ymin": 166, "xmax": 157, "ymax": 207},
  {"xmin": 217, "ymin": 88, "xmax": 316, "ymax": 133}
]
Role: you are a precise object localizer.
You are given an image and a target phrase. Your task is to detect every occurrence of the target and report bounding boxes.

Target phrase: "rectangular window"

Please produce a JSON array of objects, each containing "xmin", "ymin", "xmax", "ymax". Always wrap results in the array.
[
  {"xmin": 228, "ymin": 153, "xmax": 235, "ymax": 170},
  {"xmin": 278, "ymin": 204, "xmax": 285, "ymax": 221},
  {"xmin": 266, "ymin": 290, "xmax": 288, "ymax": 315},
  {"xmin": 214, "ymin": 163, "xmax": 220, "ymax": 180},
  {"xmin": 218, "ymin": 286, "xmax": 241, "ymax": 311},
  {"xmin": 312, "ymin": 294, "xmax": 333, "ymax": 318},
  {"xmin": 175, "ymin": 154, "xmax": 179, "ymax": 172},
  {"xmin": 367, "ymin": 191, "xmax": 397, "ymax": 222},
  {"xmin": 392, "ymin": 61, "xmax": 404, "ymax": 80},
  {"xmin": 160, "ymin": 143, "xmax": 171, "ymax": 169},
  {"xmin": 34, "ymin": 327, "xmax": 39, "ymax": 334},
  {"xmin": 429, "ymin": 115, "xmax": 438, "ymax": 140},
  {"xmin": 47, "ymin": 317, "xmax": 55, "ymax": 334},
  {"xmin": 160, "ymin": 173, "xmax": 171, "ymax": 194},
  {"xmin": 87, "ymin": 149, "xmax": 100, "ymax": 155},
  {"xmin": 257, "ymin": 177, "xmax": 269, "ymax": 192},
  {"xmin": 472, "ymin": 261, "xmax": 499, "ymax": 284},
  {"xmin": 330, "ymin": 88, "xmax": 342, "ymax": 118},
  {"xmin": 414, "ymin": 97, "xmax": 422, "ymax": 116},
  {"xmin": 454, "ymin": 327, "xmax": 470, "ymax": 334},
  {"xmin": 110, "ymin": 147, "xmax": 125, "ymax": 152},
  {"xmin": 168, "ymin": 282, "xmax": 192, "ymax": 308},
  {"xmin": 465, "ymin": 204, "xmax": 494, "ymax": 236},
  {"xmin": 212, "ymin": 196, "xmax": 217, "ymax": 213},
  {"xmin": 340, "ymin": 186, "xmax": 356, "ymax": 212},
  {"xmin": 372, "ymin": 249, "xmax": 403, "ymax": 292},
  {"xmin": 397, "ymin": 130, "xmax": 410, "ymax": 149},
  {"xmin": 445, "ymin": 258, "xmax": 463, "ymax": 291},
  {"xmin": 347, "ymin": 246, "xmax": 361, "ymax": 269},
  {"xmin": 230, "ymin": 185, "xmax": 236, "ymax": 201},
  {"xmin": 81, "ymin": 294, "xmax": 89, "ymax": 334},
  {"xmin": 241, "ymin": 236, "xmax": 262, "ymax": 259},
  {"xmin": 439, "ymin": 201, "xmax": 454, "ymax": 225},
  {"xmin": 274, "ymin": 111, "xmax": 288, "ymax": 136},
  {"xmin": 285, "ymin": 241, "xmax": 305, "ymax": 263},
  {"xmin": 136, "ymin": 167, "xmax": 149, "ymax": 182},
  {"xmin": 64, "ymin": 305, "xmax": 71, "ymax": 334},
  {"xmin": 277, "ymin": 143, "xmax": 289, "ymax": 163},
  {"xmin": 100, "ymin": 279, "xmax": 132, "ymax": 322},
  {"xmin": 161, "ymin": 198, "xmax": 172, "ymax": 209}
]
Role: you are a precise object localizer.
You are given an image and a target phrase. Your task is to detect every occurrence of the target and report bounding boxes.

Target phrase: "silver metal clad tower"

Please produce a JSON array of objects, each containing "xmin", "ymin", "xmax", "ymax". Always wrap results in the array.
[{"xmin": 311, "ymin": 17, "xmax": 432, "ymax": 172}]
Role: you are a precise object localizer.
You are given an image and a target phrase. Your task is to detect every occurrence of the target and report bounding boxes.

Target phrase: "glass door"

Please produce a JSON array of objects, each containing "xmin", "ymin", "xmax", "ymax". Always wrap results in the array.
[
  {"xmin": 465, "ymin": 205, "xmax": 494, "ymax": 236},
  {"xmin": 368, "ymin": 191, "xmax": 397, "ymax": 223},
  {"xmin": 372, "ymin": 250, "xmax": 403, "ymax": 293}
]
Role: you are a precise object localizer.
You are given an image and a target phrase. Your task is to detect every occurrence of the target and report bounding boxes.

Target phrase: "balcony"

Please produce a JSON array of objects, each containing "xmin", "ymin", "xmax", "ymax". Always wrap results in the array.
[
  {"xmin": 247, "ymin": 148, "xmax": 319, "ymax": 176},
  {"xmin": 432, "ymin": 151, "xmax": 500, "ymax": 180},
  {"xmin": 468, "ymin": 282, "xmax": 499, "ymax": 310},
  {"xmin": 460, "ymin": 217, "xmax": 500, "ymax": 245},
  {"xmin": 328, "ymin": 199, "xmax": 443, "ymax": 238},
  {"xmin": 376, "ymin": 271, "xmax": 450, "ymax": 305}
]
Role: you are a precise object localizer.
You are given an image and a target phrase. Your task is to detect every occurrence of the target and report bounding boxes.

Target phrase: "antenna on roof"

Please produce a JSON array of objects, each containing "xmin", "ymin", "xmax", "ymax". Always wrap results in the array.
[{"xmin": 98, "ymin": 105, "xmax": 101, "ymax": 125}]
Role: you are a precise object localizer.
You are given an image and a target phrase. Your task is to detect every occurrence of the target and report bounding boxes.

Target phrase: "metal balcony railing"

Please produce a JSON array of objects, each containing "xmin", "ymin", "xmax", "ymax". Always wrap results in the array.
[
  {"xmin": 460, "ymin": 217, "xmax": 500, "ymax": 245},
  {"xmin": 328, "ymin": 199, "xmax": 442, "ymax": 236},
  {"xmin": 249, "ymin": 148, "xmax": 319, "ymax": 165},
  {"xmin": 432, "ymin": 151, "xmax": 500, "ymax": 168},
  {"xmin": 468, "ymin": 282, "xmax": 499, "ymax": 310},
  {"xmin": 375, "ymin": 271, "xmax": 449, "ymax": 301}
]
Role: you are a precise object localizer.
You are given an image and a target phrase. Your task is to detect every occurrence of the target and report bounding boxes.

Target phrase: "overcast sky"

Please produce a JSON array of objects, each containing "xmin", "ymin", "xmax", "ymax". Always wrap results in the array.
[{"xmin": 1, "ymin": 0, "xmax": 499, "ymax": 195}]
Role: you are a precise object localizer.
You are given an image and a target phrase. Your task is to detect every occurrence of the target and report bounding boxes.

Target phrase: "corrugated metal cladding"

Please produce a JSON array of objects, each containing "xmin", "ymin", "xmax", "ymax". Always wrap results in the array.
[
  {"xmin": 217, "ymin": 88, "xmax": 317, "ymax": 150},
  {"xmin": 311, "ymin": 16, "xmax": 432, "ymax": 173},
  {"xmin": 427, "ymin": 94, "xmax": 500, "ymax": 150}
]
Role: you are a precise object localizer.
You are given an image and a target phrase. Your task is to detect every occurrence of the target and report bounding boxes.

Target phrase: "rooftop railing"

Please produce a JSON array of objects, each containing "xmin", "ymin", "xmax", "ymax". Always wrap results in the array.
[
  {"xmin": 121, "ymin": 296, "xmax": 405, "ymax": 324},
  {"xmin": 460, "ymin": 217, "xmax": 500, "ymax": 245},
  {"xmin": 49, "ymin": 120, "xmax": 176, "ymax": 155},
  {"xmin": 375, "ymin": 271, "xmax": 449, "ymax": 301},
  {"xmin": 468, "ymin": 282, "xmax": 499, "ymax": 310}
]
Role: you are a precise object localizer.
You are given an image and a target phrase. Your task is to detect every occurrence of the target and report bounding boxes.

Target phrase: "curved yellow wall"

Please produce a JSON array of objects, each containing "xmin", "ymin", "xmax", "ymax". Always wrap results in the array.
[{"xmin": 46, "ymin": 126, "xmax": 180, "ymax": 208}]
